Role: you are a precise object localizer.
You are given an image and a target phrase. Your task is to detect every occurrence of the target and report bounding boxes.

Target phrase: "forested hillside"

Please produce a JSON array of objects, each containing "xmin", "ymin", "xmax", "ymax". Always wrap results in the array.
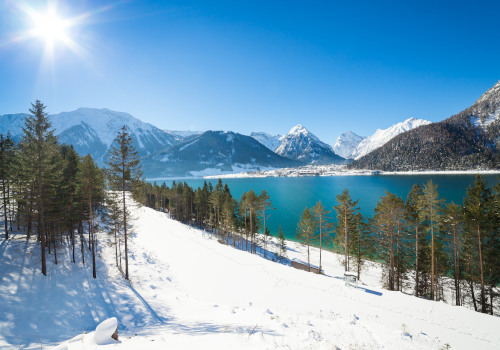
[{"xmin": 351, "ymin": 81, "xmax": 500, "ymax": 170}]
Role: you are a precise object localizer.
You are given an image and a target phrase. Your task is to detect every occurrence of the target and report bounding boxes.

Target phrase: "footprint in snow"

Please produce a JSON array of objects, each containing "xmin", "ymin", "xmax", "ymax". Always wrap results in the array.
[{"xmin": 265, "ymin": 309, "xmax": 273, "ymax": 315}]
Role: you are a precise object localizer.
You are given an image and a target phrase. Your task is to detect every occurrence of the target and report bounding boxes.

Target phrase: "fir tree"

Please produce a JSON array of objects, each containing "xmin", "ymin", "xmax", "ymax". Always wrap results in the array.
[
  {"xmin": 296, "ymin": 207, "xmax": 318, "ymax": 272},
  {"xmin": 259, "ymin": 190, "xmax": 274, "ymax": 258},
  {"xmin": 418, "ymin": 180, "xmax": 443, "ymax": 300},
  {"xmin": 462, "ymin": 175, "xmax": 494, "ymax": 313},
  {"xmin": 312, "ymin": 200, "xmax": 331, "ymax": 272},
  {"xmin": 333, "ymin": 188, "xmax": 359, "ymax": 272},
  {"xmin": 0, "ymin": 133, "xmax": 15, "ymax": 239},
  {"xmin": 106, "ymin": 126, "xmax": 143, "ymax": 280}
]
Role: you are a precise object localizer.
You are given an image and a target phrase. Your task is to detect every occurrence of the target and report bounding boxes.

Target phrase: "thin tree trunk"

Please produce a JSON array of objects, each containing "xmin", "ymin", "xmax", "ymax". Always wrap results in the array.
[
  {"xmin": 122, "ymin": 170, "xmax": 129, "ymax": 280},
  {"xmin": 2, "ymin": 176, "xmax": 8, "ymax": 239},
  {"xmin": 415, "ymin": 224, "xmax": 419, "ymax": 297},
  {"xmin": 477, "ymin": 225, "xmax": 486, "ymax": 313}
]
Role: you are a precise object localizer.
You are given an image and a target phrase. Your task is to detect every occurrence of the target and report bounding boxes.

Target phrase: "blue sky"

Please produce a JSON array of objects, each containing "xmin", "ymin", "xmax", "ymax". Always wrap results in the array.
[{"xmin": 1, "ymin": 0, "xmax": 499, "ymax": 145}]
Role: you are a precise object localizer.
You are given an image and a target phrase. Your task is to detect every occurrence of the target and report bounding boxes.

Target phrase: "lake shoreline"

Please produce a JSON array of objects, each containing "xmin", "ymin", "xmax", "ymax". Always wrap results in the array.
[{"xmin": 147, "ymin": 167, "xmax": 500, "ymax": 181}]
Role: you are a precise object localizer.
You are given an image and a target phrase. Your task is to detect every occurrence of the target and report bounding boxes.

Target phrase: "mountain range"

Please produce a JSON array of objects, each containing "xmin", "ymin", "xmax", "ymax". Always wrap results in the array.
[
  {"xmin": 1, "ymin": 80, "xmax": 499, "ymax": 176},
  {"xmin": 350, "ymin": 81, "xmax": 500, "ymax": 171}
]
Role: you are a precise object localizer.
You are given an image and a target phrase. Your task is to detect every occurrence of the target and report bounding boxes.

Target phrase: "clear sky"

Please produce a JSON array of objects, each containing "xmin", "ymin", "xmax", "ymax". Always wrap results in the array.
[{"xmin": 1, "ymin": 0, "xmax": 499, "ymax": 145}]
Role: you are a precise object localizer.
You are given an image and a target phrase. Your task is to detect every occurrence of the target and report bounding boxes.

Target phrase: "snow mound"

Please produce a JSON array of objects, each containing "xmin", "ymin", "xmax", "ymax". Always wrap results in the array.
[{"xmin": 94, "ymin": 317, "xmax": 118, "ymax": 345}]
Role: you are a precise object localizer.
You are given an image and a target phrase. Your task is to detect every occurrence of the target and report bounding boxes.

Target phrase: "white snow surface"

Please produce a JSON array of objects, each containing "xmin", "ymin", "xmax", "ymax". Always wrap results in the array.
[
  {"xmin": 333, "ymin": 131, "xmax": 366, "ymax": 158},
  {"xmin": 1, "ymin": 198, "xmax": 499, "ymax": 349},
  {"xmin": 351, "ymin": 117, "xmax": 431, "ymax": 159},
  {"xmin": 250, "ymin": 132, "xmax": 282, "ymax": 151}
]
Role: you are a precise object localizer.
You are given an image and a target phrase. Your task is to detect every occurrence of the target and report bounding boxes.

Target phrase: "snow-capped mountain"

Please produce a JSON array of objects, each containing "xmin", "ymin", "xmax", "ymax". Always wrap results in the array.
[
  {"xmin": 275, "ymin": 124, "xmax": 345, "ymax": 164},
  {"xmin": 250, "ymin": 132, "xmax": 282, "ymax": 151},
  {"xmin": 143, "ymin": 130, "xmax": 300, "ymax": 177},
  {"xmin": 333, "ymin": 131, "xmax": 366, "ymax": 159},
  {"xmin": 350, "ymin": 117, "xmax": 431, "ymax": 159},
  {"xmin": 163, "ymin": 130, "xmax": 203, "ymax": 143},
  {"xmin": 0, "ymin": 108, "xmax": 178, "ymax": 166},
  {"xmin": 351, "ymin": 80, "xmax": 500, "ymax": 171}
]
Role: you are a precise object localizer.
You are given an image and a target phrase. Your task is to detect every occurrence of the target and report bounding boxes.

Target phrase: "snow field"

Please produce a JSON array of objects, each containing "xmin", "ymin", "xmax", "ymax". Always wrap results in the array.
[{"xmin": 1, "ymin": 198, "xmax": 500, "ymax": 349}]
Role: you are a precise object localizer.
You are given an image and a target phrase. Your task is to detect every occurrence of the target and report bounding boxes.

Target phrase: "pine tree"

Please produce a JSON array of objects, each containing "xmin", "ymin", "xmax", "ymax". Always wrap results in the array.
[
  {"xmin": 296, "ymin": 207, "xmax": 318, "ymax": 272},
  {"xmin": 405, "ymin": 184, "xmax": 424, "ymax": 296},
  {"xmin": 462, "ymin": 175, "xmax": 494, "ymax": 313},
  {"xmin": 259, "ymin": 190, "xmax": 274, "ymax": 258},
  {"xmin": 106, "ymin": 126, "xmax": 143, "ymax": 280},
  {"xmin": 333, "ymin": 189, "xmax": 359, "ymax": 271},
  {"xmin": 276, "ymin": 225, "xmax": 288, "ymax": 262},
  {"xmin": 312, "ymin": 200, "xmax": 331, "ymax": 272},
  {"xmin": 442, "ymin": 202, "xmax": 462, "ymax": 306},
  {"xmin": 0, "ymin": 133, "xmax": 15, "ymax": 239},
  {"xmin": 418, "ymin": 180, "xmax": 443, "ymax": 300},
  {"xmin": 78, "ymin": 154, "xmax": 105, "ymax": 278},
  {"xmin": 373, "ymin": 191, "xmax": 405, "ymax": 290},
  {"xmin": 20, "ymin": 100, "xmax": 58, "ymax": 276}
]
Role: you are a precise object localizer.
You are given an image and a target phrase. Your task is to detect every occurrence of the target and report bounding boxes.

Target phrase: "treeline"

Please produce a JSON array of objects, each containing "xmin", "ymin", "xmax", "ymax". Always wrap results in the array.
[
  {"xmin": 139, "ymin": 179, "xmax": 288, "ymax": 261},
  {"xmin": 0, "ymin": 101, "xmax": 143, "ymax": 280},
  {"xmin": 297, "ymin": 177, "xmax": 500, "ymax": 315},
  {"xmin": 140, "ymin": 175, "xmax": 499, "ymax": 316}
]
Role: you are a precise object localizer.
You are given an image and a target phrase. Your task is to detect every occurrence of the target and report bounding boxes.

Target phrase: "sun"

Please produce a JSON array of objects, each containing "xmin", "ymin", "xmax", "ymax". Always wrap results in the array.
[{"xmin": 30, "ymin": 9, "xmax": 71, "ymax": 46}]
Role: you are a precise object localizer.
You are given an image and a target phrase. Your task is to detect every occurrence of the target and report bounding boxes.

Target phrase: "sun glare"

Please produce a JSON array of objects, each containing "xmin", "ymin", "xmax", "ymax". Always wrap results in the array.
[{"xmin": 30, "ymin": 9, "xmax": 71, "ymax": 46}]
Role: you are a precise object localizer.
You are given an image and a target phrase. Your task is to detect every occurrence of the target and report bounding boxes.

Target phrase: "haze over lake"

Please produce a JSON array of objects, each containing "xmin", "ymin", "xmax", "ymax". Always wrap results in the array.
[{"xmin": 156, "ymin": 174, "xmax": 500, "ymax": 241}]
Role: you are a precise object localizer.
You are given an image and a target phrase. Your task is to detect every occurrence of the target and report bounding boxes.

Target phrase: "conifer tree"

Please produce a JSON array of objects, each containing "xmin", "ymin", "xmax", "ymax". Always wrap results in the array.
[
  {"xmin": 276, "ymin": 226, "xmax": 288, "ymax": 262},
  {"xmin": 462, "ymin": 175, "xmax": 494, "ymax": 313},
  {"xmin": 405, "ymin": 184, "xmax": 424, "ymax": 296},
  {"xmin": 333, "ymin": 189, "xmax": 359, "ymax": 271},
  {"xmin": 259, "ymin": 190, "xmax": 274, "ymax": 258},
  {"xmin": 418, "ymin": 180, "xmax": 443, "ymax": 300},
  {"xmin": 373, "ymin": 191, "xmax": 405, "ymax": 290},
  {"xmin": 442, "ymin": 202, "xmax": 462, "ymax": 306},
  {"xmin": 20, "ymin": 100, "xmax": 58, "ymax": 276},
  {"xmin": 106, "ymin": 125, "xmax": 143, "ymax": 280},
  {"xmin": 0, "ymin": 133, "xmax": 15, "ymax": 239},
  {"xmin": 296, "ymin": 207, "xmax": 318, "ymax": 271},
  {"xmin": 312, "ymin": 200, "xmax": 330, "ymax": 273},
  {"xmin": 78, "ymin": 154, "xmax": 105, "ymax": 278}
]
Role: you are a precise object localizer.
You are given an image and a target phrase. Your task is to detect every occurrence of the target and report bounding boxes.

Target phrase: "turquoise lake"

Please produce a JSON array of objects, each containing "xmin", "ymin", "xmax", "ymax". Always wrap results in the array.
[{"xmin": 154, "ymin": 174, "xmax": 499, "ymax": 240}]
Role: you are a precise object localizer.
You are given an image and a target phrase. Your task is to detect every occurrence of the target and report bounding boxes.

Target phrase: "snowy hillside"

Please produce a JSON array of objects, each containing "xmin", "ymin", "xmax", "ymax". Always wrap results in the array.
[
  {"xmin": 351, "ymin": 118, "xmax": 431, "ymax": 159},
  {"xmin": 250, "ymin": 132, "xmax": 282, "ymax": 151},
  {"xmin": 333, "ymin": 131, "xmax": 366, "ymax": 159},
  {"xmin": 163, "ymin": 130, "xmax": 203, "ymax": 143},
  {"xmin": 275, "ymin": 124, "xmax": 345, "ymax": 164},
  {"xmin": 0, "ymin": 108, "xmax": 178, "ymax": 166},
  {"xmin": 2, "ymin": 198, "xmax": 499, "ymax": 349}
]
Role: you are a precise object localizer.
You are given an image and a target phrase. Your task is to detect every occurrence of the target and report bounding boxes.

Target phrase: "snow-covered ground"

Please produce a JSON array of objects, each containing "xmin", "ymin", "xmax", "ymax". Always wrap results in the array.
[{"xmin": 1, "ymin": 200, "xmax": 499, "ymax": 349}]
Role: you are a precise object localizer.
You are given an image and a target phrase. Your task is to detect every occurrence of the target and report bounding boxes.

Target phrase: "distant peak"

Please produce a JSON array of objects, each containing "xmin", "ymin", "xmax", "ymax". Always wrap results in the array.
[
  {"xmin": 288, "ymin": 124, "xmax": 307, "ymax": 134},
  {"xmin": 476, "ymin": 79, "xmax": 500, "ymax": 104}
]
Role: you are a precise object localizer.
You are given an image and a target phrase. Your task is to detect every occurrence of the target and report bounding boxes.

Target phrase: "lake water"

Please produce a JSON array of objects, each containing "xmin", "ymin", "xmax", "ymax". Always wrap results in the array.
[{"xmin": 154, "ymin": 174, "xmax": 499, "ymax": 240}]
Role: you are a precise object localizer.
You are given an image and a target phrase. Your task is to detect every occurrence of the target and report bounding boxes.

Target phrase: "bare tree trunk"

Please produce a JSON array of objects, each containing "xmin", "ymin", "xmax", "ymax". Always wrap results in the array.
[
  {"xmin": 477, "ymin": 225, "xmax": 486, "ymax": 313},
  {"xmin": 415, "ymin": 224, "xmax": 419, "ymax": 297}
]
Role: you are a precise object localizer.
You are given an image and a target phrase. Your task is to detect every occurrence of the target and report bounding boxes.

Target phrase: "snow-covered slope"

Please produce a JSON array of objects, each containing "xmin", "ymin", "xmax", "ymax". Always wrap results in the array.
[
  {"xmin": 163, "ymin": 130, "xmax": 203, "ymax": 143},
  {"xmin": 2, "ymin": 197, "xmax": 499, "ymax": 349},
  {"xmin": 250, "ymin": 132, "xmax": 282, "ymax": 151},
  {"xmin": 333, "ymin": 131, "xmax": 366, "ymax": 158},
  {"xmin": 0, "ymin": 108, "xmax": 178, "ymax": 166},
  {"xmin": 275, "ymin": 124, "xmax": 345, "ymax": 164},
  {"xmin": 351, "ymin": 117, "xmax": 431, "ymax": 159}
]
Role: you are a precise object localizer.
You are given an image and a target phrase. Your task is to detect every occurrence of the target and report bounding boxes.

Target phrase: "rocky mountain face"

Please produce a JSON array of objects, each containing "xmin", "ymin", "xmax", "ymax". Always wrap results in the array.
[
  {"xmin": 350, "ymin": 118, "xmax": 431, "ymax": 159},
  {"xmin": 250, "ymin": 132, "xmax": 282, "ymax": 151},
  {"xmin": 333, "ymin": 131, "xmax": 366, "ymax": 159},
  {"xmin": 350, "ymin": 81, "xmax": 500, "ymax": 171},
  {"xmin": 142, "ymin": 130, "xmax": 300, "ymax": 177},
  {"xmin": 275, "ymin": 124, "xmax": 345, "ymax": 164},
  {"xmin": 0, "ymin": 108, "xmax": 178, "ymax": 166}
]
